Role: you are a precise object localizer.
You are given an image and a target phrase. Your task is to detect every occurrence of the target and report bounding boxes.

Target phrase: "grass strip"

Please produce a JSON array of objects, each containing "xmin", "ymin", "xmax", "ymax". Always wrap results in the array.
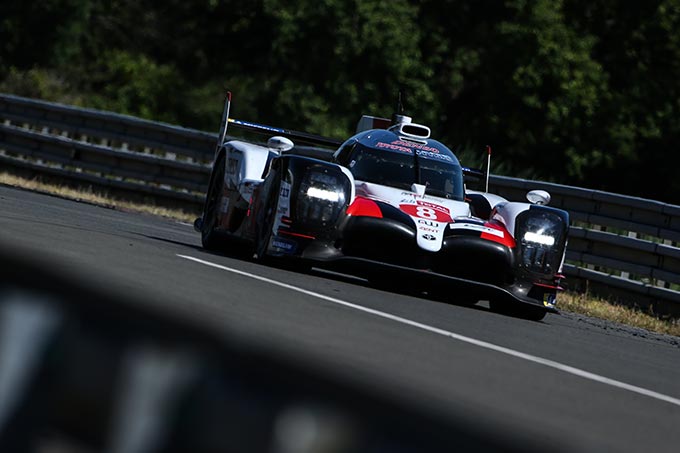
[
  {"xmin": 0, "ymin": 172, "xmax": 196, "ymax": 223},
  {"xmin": 559, "ymin": 291, "xmax": 680, "ymax": 337}
]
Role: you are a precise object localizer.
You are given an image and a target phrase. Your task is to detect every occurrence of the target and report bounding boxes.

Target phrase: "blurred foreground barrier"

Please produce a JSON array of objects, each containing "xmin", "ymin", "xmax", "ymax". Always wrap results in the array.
[
  {"xmin": 0, "ymin": 242, "xmax": 535, "ymax": 453},
  {"xmin": 2, "ymin": 93, "xmax": 680, "ymax": 316}
]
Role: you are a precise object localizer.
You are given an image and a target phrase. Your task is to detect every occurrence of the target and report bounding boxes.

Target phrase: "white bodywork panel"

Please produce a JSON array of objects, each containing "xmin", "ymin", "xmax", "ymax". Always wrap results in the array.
[
  {"xmin": 223, "ymin": 140, "xmax": 273, "ymax": 208},
  {"xmin": 272, "ymin": 180, "xmax": 292, "ymax": 238},
  {"xmin": 466, "ymin": 189, "xmax": 537, "ymax": 237},
  {"xmin": 492, "ymin": 202, "xmax": 531, "ymax": 238},
  {"xmin": 466, "ymin": 190, "xmax": 507, "ymax": 210},
  {"xmin": 354, "ymin": 181, "xmax": 471, "ymax": 252}
]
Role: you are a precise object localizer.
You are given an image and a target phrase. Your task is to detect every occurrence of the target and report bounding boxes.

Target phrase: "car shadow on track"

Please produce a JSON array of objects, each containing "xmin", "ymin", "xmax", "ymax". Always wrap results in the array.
[
  {"xmin": 304, "ymin": 266, "xmax": 494, "ymax": 315},
  {"xmin": 140, "ymin": 234, "xmax": 538, "ymax": 321}
]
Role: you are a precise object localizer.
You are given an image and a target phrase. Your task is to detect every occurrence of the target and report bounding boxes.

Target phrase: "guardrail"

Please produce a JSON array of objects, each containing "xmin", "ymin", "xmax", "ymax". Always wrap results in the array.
[
  {"xmin": 0, "ymin": 94, "xmax": 215, "ymax": 211},
  {"xmin": 1, "ymin": 94, "xmax": 679, "ymax": 317}
]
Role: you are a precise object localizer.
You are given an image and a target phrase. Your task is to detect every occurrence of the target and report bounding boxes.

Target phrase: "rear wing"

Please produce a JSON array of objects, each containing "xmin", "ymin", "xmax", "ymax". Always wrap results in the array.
[
  {"xmin": 216, "ymin": 91, "xmax": 342, "ymax": 151},
  {"xmin": 463, "ymin": 146, "xmax": 493, "ymax": 193},
  {"xmin": 462, "ymin": 167, "xmax": 485, "ymax": 180},
  {"xmin": 227, "ymin": 118, "xmax": 342, "ymax": 148}
]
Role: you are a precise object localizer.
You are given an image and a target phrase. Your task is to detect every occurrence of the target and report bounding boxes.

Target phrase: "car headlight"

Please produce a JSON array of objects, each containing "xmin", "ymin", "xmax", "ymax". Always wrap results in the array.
[
  {"xmin": 515, "ymin": 209, "xmax": 567, "ymax": 275},
  {"xmin": 523, "ymin": 231, "xmax": 556, "ymax": 246},
  {"xmin": 296, "ymin": 167, "xmax": 349, "ymax": 227}
]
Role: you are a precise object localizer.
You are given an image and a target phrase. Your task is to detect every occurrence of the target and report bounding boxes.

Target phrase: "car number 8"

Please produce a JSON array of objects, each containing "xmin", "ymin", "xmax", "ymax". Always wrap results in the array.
[{"xmin": 416, "ymin": 206, "xmax": 437, "ymax": 219}]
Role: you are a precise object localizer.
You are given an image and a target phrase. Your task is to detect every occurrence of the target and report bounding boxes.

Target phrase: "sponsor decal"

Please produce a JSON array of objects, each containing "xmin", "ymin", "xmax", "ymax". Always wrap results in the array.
[
  {"xmin": 421, "ymin": 234, "xmax": 436, "ymax": 241},
  {"xmin": 480, "ymin": 222, "xmax": 516, "ymax": 247},
  {"xmin": 375, "ymin": 141, "xmax": 413, "ymax": 154},
  {"xmin": 231, "ymin": 119, "xmax": 285, "ymax": 134},
  {"xmin": 449, "ymin": 222, "xmax": 503, "ymax": 237},
  {"xmin": 219, "ymin": 197, "xmax": 230, "ymax": 214},
  {"xmin": 400, "ymin": 201, "xmax": 452, "ymax": 222},
  {"xmin": 418, "ymin": 226, "xmax": 438, "ymax": 233},
  {"xmin": 482, "ymin": 227, "xmax": 504, "ymax": 238},
  {"xmin": 391, "ymin": 140, "xmax": 440, "ymax": 153},
  {"xmin": 450, "ymin": 221, "xmax": 516, "ymax": 247},
  {"xmin": 273, "ymin": 181, "xmax": 292, "ymax": 232},
  {"xmin": 415, "ymin": 150, "xmax": 453, "ymax": 162},
  {"xmin": 417, "ymin": 219, "xmax": 438, "ymax": 227},
  {"xmin": 375, "ymin": 140, "xmax": 454, "ymax": 162},
  {"xmin": 272, "ymin": 237, "xmax": 297, "ymax": 253}
]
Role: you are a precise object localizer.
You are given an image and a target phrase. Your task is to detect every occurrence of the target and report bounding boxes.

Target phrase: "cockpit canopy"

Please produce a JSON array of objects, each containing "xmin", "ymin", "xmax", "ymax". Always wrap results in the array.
[{"xmin": 334, "ymin": 129, "xmax": 465, "ymax": 201}]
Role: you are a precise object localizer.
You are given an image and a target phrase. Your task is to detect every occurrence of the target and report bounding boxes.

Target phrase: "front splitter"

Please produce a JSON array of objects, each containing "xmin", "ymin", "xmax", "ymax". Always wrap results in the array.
[{"xmin": 307, "ymin": 255, "xmax": 559, "ymax": 314}]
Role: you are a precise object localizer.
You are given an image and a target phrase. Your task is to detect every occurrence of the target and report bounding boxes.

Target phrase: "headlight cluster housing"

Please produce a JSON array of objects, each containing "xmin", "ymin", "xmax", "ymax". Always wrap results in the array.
[
  {"xmin": 295, "ymin": 165, "xmax": 350, "ymax": 228},
  {"xmin": 514, "ymin": 208, "xmax": 568, "ymax": 277}
]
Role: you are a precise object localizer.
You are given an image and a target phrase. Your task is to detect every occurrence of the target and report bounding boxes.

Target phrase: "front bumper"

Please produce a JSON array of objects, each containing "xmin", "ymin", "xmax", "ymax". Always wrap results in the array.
[
  {"xmin": 340, "ymin": 216, "xmax": 514, "ymax": 286},
  {"xmin": 270, "ymin": 216, "xmax": 558, "ymax": 312},
  {"xmin": 310, "ymin": 256, "xmax": 558, "ymax": 313}
]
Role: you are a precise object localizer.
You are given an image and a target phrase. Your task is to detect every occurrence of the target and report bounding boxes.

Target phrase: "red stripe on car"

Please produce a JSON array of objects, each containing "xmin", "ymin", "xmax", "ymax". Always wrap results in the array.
[
  {"xmin": 346, "ymin": 197, "xmax": 383, "ymax": 218},
  {"xmin": 534, "ymin": 282, "xmax": 565, "ymax": 291},
  {"xmin": 278, "ymin": 230, "xmax": 316, "ymax": 240},
  {"xmin": 481, "ymin": 222, "xmax": 516, "ymax": 248}
]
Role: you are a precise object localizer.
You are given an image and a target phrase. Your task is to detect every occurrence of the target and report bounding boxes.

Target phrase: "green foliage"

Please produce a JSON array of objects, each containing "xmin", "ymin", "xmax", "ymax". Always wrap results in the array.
[
  {"xmin": 1, "ymin": 0, "xmax": 679, "ymax": 203},
  {"xmin": 85, "ymin": 50, "xmax": 184, "ymax": 123},
  {"xmin": 0, "ymin": 67, "xmax": 84, "ymax": 105},
  {"xmin": 0, "ymin": 0, "xmax": 91, "ymax": 68},
  {"xmin": 256, "ymin": 0, "xmax": 434, "ymax": 136}
]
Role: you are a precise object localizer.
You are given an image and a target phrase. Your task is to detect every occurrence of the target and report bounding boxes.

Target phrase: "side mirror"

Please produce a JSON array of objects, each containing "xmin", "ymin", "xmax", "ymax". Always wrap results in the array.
[
  {"xmin": 267, "ymin": 136, "xmax": 294, "ymax": 152},
  {"xmin": 526, "ymin": 189, "xmax": 551, "ymax": 206}
]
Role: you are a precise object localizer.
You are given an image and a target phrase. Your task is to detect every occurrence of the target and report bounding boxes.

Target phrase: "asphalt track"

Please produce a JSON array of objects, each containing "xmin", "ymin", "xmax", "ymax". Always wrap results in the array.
[{"xmin": 1, "ymin": 184, "xmax": 680, "ymax": 452}]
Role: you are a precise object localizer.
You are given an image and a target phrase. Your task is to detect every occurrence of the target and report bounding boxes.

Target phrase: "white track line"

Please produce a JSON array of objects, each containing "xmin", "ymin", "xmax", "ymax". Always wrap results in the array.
[{"xmin": 178, "ymin": 254, "xmax": 680, "ymax": 408}]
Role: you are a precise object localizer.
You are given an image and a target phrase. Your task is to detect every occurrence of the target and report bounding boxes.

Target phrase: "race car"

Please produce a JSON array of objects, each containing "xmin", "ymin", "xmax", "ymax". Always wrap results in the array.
[{"xmin": 195, "ymin": 92, "xmax": 569, "ymax": 320}]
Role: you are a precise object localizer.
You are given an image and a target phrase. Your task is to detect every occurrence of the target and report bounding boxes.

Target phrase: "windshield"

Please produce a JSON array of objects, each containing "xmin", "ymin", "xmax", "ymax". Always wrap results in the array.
[{"xmin": 348, "ymin": 145, "xmax": 464, "ymax": 200}]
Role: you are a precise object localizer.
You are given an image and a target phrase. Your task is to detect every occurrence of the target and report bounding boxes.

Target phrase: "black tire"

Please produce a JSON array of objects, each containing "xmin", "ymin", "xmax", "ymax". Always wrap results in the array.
[
  {"xmin": 489, "ymin": 300, "xmax": 547, "ymax": 321},
  {"xmin": 520, "ymin": 305, "xmax": 548, "ymax": 321},
  {"xmin": 201, "ymin": 156, "xmax": 227, "ymax": 251},
  {"xmin": 253, "ymin": 178, "xmax": 312, "ymax": 272},
  {"xmin": 254, "ymin": 178, "xmax": 279, "ymax": 261}
]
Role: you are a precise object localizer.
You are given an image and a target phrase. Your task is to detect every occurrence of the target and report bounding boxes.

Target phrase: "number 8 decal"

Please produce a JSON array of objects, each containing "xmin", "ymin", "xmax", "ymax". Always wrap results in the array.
[
  {"xmin": 399, "ymin": 203, "xmax": 452, "ymax": 222},
  {"xmin": 416, "ymin": 206, "xmax": 437, "ymax": 219}
]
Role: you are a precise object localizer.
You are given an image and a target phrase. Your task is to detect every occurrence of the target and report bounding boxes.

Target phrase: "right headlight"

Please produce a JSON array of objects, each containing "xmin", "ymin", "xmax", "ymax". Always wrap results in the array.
[{"xmin": 515, "ymin": 209, "xmax": 567, "ymax": 276}]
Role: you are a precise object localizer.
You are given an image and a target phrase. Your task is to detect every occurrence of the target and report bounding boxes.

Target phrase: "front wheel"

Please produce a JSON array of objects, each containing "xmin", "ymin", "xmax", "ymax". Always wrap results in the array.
[
  {"xmin": 254, "ymin": 179, "xmax": 279, "ymax": 262},
  {"xmin": 201, "ymin": 156, "xmax": 228, "ymax": 251}
]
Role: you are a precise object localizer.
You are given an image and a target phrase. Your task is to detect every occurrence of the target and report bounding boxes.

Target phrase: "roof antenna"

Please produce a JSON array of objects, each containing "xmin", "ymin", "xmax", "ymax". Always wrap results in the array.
[
  {"xmin": 392, "ymin": 89, "xmax": 411, "ymax": 126},
  {"xmin": 396, "ymin": 89, "xmax": 405, "ymax": 114},
  {"xmin": 485, "ymin": 145, "xmax": 492, "ymax": 193}
]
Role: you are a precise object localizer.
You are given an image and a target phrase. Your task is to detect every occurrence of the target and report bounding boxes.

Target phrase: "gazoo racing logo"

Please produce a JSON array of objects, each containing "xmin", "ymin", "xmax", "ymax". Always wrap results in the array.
[
  {"xmin": 417, "ymin": 219, "xmax": 439, "ymax": 233},
  {"xmin": 399, "ymin": 200, "xmax": 452, "ymax": 223},
  {"xmin": 417, "ymin": 219, "xmax": 438, "ymax": 227}
]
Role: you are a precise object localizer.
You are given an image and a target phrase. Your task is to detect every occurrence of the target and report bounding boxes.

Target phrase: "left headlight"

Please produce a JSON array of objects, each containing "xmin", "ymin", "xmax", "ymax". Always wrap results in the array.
[
  {"xmin": 515, "ymin": 209, "xmax": 567, "ymax": 276},
  {"xmin": 295, "ymin": 167, "xmax": 349, "ymax": 228}
]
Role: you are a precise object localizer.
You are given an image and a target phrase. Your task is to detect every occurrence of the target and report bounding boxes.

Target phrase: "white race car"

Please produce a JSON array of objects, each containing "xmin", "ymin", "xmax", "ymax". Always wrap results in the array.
[{"xmin": 195, "ymin": 93, "xmax": 569, "ymax": 320}]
